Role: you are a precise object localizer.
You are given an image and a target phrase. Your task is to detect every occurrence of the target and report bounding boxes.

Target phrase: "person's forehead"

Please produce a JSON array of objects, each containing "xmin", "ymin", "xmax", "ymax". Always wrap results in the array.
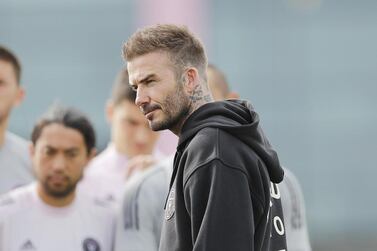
[
  {"xmin": 37, "ymin": 123, "xmax": 85, "ymax": 149},
  {"xmin": 0, "ymin": 60, "xmax": 15, "ymax": 75},
  {"xmin": 127, "ymin": 51, "xmax": 173, "ymax": 84}
]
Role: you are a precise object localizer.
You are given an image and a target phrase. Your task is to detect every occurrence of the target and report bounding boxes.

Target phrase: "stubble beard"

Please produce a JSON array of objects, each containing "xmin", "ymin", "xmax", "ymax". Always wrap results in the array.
[
  {"xmin": 150, "ymin": 84, "xmax": 191, "ymax": 133},
  {"xmin": 42, "ymin": 173, "xmax": 82, "ymax": 199}
]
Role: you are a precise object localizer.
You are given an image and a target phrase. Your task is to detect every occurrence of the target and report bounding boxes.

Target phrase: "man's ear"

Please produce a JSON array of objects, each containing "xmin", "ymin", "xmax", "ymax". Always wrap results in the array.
[
  {"xmin": 29, "ymin": 143, "xmax": 38, "ymax": 178},
  {"xmin": 88, "ymin": 148, "xmax": 97, "ymax": 161},
  {"xmin": 29, "ymin": 142, "xmax": 35, "ymax": 158},
  {"xmin": 83, "ymin": 148, "xmax": 97, "ymax": 170},
  {"xmin": 13, "ymin": 87, "xmax": 25, "ymax": 107},
  {"xmin": 183, "ymin": 68, "xmax": 200, "ymax": 93},
  {"xmin": 227, "ymin": 91, "xmax": 240, "ymax": 99},
  {"xmin": 105, "ymin": 100, "xmax": 114, "ymax": 124}
]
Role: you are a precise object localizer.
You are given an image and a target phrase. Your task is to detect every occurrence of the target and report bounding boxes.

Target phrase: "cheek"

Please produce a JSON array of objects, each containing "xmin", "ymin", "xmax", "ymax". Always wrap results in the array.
[
  {"xmin": 32, "ymin": 157, "xmax": 49, "ymax": 178},
  {"xmin": 113, "ymin": 120, "xmax": 130, "ymax": 137},
  {"xmin": 0, "ymin": 86, "xmax": 18, "ymax": 102},
  {"xmin": 120, "ymin": 124, "xmax": 137, "ymax": 141},
  {"xmin": 150, "ymin": 85, "xmax": 171, "ymax": 104},
  {"xmin": 69, "ymin": 159, "xmax": 86, "ymax": 176},
  {"xmin": 0, "ymin": 95, "xmax": 14, "ymax": 111}
]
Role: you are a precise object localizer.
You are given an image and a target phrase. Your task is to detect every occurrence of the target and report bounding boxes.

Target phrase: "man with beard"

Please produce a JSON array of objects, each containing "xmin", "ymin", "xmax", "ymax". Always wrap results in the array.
[
  {"xmin": 114, "ymin": 63, "xmax": 311, "ymax": 251},
  {"xmin": 0, "ymin": 46, "xmax": 33, "ymax": 194},
  {"xmin": 123, "ymin": 24, "xmax": 287, "ymax": 251},
  {"xmin": 0, "ymin": 105, "xmax": 115, "ymax": 251}
]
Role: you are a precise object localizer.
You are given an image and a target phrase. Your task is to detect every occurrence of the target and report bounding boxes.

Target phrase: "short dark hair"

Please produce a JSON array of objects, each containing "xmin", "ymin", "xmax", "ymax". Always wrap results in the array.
[
  {"xmin": 31, "ymin": 105, "xmax": 96, "ymax": 154},
  {"xmin": 110, "ymin": 68, "xmax": 136, "ymax": 105},
  {"xmin": 0, "ymin": 45, "xmax": 21, "ymax": 84},
  {"xmin": 123, "ymin": 24, "xmax": 207, "ymax": 79}
]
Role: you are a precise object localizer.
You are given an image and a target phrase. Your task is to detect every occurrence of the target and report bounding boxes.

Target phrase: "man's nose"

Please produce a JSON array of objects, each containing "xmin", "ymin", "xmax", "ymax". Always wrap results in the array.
[
  {"xmin": 135, "ymin": 86, "xmax": 150, "ymax": 108},
  {"xmin": 51, "ymin": 154, "xmax": 66, "ymax": 172}
]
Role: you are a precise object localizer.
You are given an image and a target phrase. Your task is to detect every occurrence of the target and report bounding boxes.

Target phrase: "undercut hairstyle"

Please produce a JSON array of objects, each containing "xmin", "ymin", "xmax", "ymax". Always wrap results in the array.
[
  {"xmin": 123, "ymin": 24, "xmax": 208, "ymax": 80},
  {"xmin": 110, "ymin": 68, "xmax": 136, "ymax": 105},
  {"xmin": 31, "ymin": 105, "xmax": 96, "ymax": 155},
  {"xmin": 0, "ymin": 45, "xmax": 22, "ymax": 84}
]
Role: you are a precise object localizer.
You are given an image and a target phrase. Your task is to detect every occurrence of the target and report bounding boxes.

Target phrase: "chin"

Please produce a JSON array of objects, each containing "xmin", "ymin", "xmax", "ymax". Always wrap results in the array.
[
  {"xmin": 150, "ymin": 121, "xmax": 169, "ymax": 131},
  {"xmin": 45, "ymin": 183, "xmax": 76, "ymax": 198}
]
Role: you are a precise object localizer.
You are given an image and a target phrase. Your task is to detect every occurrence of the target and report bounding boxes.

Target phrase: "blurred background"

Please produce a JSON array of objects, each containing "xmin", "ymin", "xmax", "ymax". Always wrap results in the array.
[{"xmin": 1, "ymin": 0, "xmax": 376, "ymax": 250}]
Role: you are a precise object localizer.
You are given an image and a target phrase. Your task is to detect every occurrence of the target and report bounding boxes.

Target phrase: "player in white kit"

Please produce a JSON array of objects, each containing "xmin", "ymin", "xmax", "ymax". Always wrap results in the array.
[
  {"xmin": 0, "ymin": 105, "xmax": 115, "ymax": 251},
  {"xmin": 0, "ymin": 46, "xmax": 33, "ymax": 194},
  {"xmin": 79, "ymin": 69, "xmax": 162, "ymax": 205},
  {"xmin": 208, "ymin": 64, "xmax": 312, "ymax": 251},
  {"xmin": 114, "ymin": 157, "xmax": 173, "ymax": 251}
]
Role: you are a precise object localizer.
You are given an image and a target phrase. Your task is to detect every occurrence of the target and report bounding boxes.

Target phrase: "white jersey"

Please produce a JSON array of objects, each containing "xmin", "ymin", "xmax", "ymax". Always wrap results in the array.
[
  {"xmin": 78, "ymin": 144, "xmax": 164, "ymax": 206},
  {"xmin": 280, "ymin": 168, "xmax": 312, "ymax": 251},
  {"xmin": 78, "ymin": 144, "xmax": 129, "ymax": 205},
  {"xmin": 0, "ymin": 131, "xmax": 34, "ymax": 195},
  {"xmin": 0, "ymin": 183, "xmax": 115, "ymax": 251},
  {"xmin": 114, "ymin": 157, "xmax": 173, "ymax": 251}
]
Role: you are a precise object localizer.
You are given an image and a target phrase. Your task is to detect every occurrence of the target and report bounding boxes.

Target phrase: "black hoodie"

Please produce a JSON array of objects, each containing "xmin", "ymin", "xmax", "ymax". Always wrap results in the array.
[{"xmin": 159, "ymin": 100, "xmax": 287, "ymax": 251}]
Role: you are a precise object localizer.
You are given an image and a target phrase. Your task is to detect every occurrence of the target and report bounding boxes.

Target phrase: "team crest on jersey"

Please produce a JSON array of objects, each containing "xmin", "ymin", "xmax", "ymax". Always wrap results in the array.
[
  {"xmin": 165, "ymin": 188, "xmax": 175, "ymax": 220},
  {"xmin": 83, "ymin": 238, "xmax": 100, "ymax": 251}
]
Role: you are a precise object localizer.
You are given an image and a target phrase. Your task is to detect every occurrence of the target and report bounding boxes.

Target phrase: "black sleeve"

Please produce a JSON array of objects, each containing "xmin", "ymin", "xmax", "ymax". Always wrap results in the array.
[{"xmin": 183, "ymin": 159, "xmax": 257, "ymax": 251}]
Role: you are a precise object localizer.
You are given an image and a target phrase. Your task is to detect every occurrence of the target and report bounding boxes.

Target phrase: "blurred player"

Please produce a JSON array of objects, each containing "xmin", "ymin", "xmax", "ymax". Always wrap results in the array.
[
  {"xmin": 114, "ymin": 156, "xmax": 172, "ymax": 251},
  {"xmin": 0, "ymin": 105, "xmax": 115, "ymax": 251},
  {"xmin": 124, "ymin": 24, "xmax": 286, "ymax": 251},
  {"xmin": 208, "ymin": 63, "xmax": 312, "ymax": 251},
  {"xmin": 79, "ymin": 69, "xmax": 162, "ymax": 204},
  {"xmin": 0, "ymin": 46, "xmax": 33, "ymax": 194}
]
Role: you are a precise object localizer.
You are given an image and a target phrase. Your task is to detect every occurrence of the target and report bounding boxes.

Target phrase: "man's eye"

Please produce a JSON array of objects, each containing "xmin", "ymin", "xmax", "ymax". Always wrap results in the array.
[
  {"xmin": 66, "ymin": 151, "xmax": 78, "ymax": 158},
  {"xmin": 44, "ymin": 149, "xmax": 54, "ymax": 156},
  {"xmin": 130, "ymin": 85, "xmax": 138, "ymax": 91}
]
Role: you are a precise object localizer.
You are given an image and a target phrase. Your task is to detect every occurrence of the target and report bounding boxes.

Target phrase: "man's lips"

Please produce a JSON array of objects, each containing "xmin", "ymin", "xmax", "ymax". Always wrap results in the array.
[
  {"xmin": 48, "ymin": 174, "xmax": 68, "ymax": 184},
  {"xmin": 141, "ymin": 105, "xmax": 161, "ymax": 118},
  {"xmin": 144, "ymin": 109, "xmax": 156, "ymax": 116},
  {"xmin": 145, "ymin": 109, "xmax": 158, "ymax": 120}
]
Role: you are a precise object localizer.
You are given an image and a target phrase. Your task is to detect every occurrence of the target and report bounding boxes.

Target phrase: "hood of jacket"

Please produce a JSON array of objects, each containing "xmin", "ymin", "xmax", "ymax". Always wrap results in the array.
[{"xmin": 177, "ymin": 99, "xmax": 284, "ymax": 183}]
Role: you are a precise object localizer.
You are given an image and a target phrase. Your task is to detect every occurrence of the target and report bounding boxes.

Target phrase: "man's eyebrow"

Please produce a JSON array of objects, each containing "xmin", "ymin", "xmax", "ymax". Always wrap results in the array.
[
  {"xmin": 65, "ymin": 148, "xmax": 80, "ymax": 152},
  {"xmin": 135, "ymin": 73, "xmax": 156, "ymax": 84}
]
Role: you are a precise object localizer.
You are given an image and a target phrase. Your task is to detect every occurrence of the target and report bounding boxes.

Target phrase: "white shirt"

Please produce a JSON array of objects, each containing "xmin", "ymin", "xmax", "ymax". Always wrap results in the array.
[
  {"xmin": 0, "ymin": 183, "xmax": 115, "ymax": 251},
  {"xmin": 0, "ymin": 131, "xmax": 34, "ymax": 195},
  {"xmin": 78, "ymin": 144, "xmax": 164, "ymax": 205}
]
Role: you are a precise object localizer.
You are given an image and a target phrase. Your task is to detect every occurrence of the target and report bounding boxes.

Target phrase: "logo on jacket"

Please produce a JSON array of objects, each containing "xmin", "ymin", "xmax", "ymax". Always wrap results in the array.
[
  {"xmin": 83, "ymin": 238, "xmax": 100, "ymax": 251},
  {"xmin": 165, "ymin": 188, "xmax": 175, "ymax": 220}
]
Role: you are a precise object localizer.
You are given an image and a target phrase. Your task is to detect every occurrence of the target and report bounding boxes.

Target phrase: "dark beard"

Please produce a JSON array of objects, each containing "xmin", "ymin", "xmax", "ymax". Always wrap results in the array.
[
  {"xmin": 150, "ymin": 84, "xmax": 191, "ymax": 132},
  {"xmin": 44, "ymin": 183, "xmax": 76, "ymax": 198},
  {"xmin": 42, "ymin": 174, "xmax": 81, "ymax": 198}
]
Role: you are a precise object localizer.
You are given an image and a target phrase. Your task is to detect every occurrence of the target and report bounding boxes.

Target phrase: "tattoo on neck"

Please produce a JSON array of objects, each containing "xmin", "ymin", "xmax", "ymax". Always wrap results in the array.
[
  {"xmin": 189, "ymin": 85, "xmax": 211, "ymax": 105},
  {"xmin": 203, "ymin": 95, "xmax": 212, "ymax": 102}
]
